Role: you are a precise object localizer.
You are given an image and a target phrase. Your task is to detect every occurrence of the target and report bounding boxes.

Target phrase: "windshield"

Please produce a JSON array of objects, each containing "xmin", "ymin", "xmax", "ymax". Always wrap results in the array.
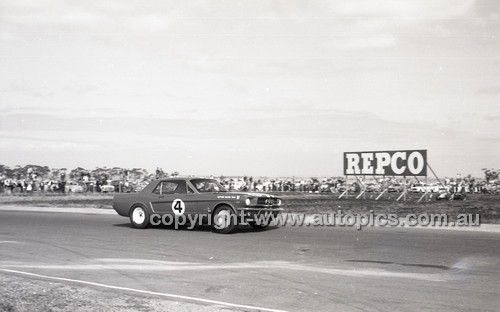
[{"xmin": 190, "ymin": 179, "xmax": 227, "ymax": 193}]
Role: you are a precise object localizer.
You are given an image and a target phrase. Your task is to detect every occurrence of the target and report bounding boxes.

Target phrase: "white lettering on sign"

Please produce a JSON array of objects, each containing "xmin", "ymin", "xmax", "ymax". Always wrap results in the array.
[
  {"xmin": 361, "ymin": 153, "xmax": 374, "ymax": 174},
  {"xmin": 408, "ymin": 151, "xmax": 425, "ymax": 175},
  {"xmin": 344, "ymin": 150, "xmax": 427, "ymax": 176},
  {"xmin": 374, "ymin": 152, "xmax": 391, "ymax": 175},
  {"xmin": 345, "ymin": 153, "xmax": 361, "ymax": 175},
  {"xmin": 391, "ymin": 152, "xmax": 406, "ymax": 175}
]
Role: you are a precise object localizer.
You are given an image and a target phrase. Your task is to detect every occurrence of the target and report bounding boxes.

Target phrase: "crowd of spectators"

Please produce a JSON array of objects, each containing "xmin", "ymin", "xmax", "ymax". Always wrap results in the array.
[
  {"xmin": 1, "ymin": 166, "xmax": 498, "ymax": 195},
  {"xmin": 220, "ymin": 176, "xmax": 499, "ymax": 195},
  {"xmin": 0, "ymin": 167, "xmax": 137, "ymax": 195}
]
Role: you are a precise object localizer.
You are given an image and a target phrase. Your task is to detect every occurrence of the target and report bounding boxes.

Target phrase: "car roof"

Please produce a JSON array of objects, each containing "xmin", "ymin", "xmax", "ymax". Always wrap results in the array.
[{"xmin": 141, "ymin": 177, "xmax": 216, "ymax": 193}]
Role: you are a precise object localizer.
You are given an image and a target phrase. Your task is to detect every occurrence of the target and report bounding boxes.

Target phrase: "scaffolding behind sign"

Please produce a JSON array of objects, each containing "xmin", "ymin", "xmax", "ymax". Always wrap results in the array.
[{"xmin": 340, "ymin": 150, "xmax": 446, "ymax": 201}]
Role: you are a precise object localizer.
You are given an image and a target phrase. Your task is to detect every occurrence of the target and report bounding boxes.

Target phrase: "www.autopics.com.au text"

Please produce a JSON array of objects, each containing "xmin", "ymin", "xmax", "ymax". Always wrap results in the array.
[{"xmin": 149, "ymin": 210, "xmax": 480, "ymax": 230}]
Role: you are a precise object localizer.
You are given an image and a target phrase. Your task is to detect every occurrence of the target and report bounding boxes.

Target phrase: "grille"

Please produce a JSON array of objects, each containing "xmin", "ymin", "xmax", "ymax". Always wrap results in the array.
[{"xmin": 257, "ymin": 198, "xmax": 278, "ymax": 205}]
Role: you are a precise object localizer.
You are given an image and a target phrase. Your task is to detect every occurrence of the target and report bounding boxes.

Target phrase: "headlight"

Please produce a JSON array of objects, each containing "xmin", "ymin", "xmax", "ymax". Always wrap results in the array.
[
  {"xmin": 277, "ymin": 199, "xmax": 282, "ymax": 206},
  {"xmin": 245, "ymin": 198, "xmax": 251, "ymax": 206}
]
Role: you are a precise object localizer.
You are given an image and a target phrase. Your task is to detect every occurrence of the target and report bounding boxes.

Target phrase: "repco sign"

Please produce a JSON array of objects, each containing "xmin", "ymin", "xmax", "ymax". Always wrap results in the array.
[{"xmin": 343, "ymin": 150, "xmax": 427, "ymax": 176}]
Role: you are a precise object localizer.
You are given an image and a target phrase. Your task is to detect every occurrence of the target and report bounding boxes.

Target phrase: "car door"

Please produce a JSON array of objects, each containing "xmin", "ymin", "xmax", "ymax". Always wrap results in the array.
[{"xmin": 150, "ymin": 180, "xmax": 196, "ymax": 217}]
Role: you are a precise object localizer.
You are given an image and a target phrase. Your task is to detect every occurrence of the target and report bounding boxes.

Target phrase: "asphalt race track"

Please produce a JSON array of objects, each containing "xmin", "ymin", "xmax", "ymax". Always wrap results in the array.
[{"xmin": 1, "ymin": 209, "xmax": 499, "ymax": 311}]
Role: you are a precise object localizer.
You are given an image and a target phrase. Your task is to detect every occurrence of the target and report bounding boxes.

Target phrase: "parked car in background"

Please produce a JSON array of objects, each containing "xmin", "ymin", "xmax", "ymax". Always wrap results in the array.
[
  {"xmin": 319, "ymin": 182, "xmax": 334, "ymax": 193},
  {"xmin": 410, "ymin": 183, "xmax": 427, "ymax": 193},
  {"xmin": 364, "ymin": 182, "xmax": 381, "ymax": 192},
  {"xmin": 388, "ymin": 183, "xmax": 403, "ymax": 193},
  {"xmin": 65, "ymin": 181, "xmax": 85, "ymax": 193},
  {"xmin": 411, "ymin": 182, "xmax": 446, "ymax": 193},
  {"xmin": 100, "ymin": 181, "xmax": 115, "ymax": 193},
  {"xmin": 108, "ymin": 180, "xmax": 134, "ymax": 193},
  {"xmin": 427, "ymin": 183, "xmax": 446, "ymax": 193},
  {"xmin": 338, "ymin": 183, "xmax": 359, "ymax": 193}
]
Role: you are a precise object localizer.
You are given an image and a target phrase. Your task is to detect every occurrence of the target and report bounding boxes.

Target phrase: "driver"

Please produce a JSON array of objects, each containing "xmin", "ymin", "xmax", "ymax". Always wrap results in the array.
[{"xmin": 195, "ymin": 182, "xmax": 210, "ymax": 192}]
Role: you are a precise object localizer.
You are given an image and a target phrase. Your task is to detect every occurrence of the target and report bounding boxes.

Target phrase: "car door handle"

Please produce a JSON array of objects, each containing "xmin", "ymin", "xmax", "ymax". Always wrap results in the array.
[{"xmin": 159, "ymin": 195, "xmax": 164, "ymax": 199}]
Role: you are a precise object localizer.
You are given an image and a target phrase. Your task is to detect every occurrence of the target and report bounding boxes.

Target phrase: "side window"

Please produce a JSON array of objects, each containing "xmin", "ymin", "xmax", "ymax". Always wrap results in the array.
[
  {"xmin": 152, "ymin": 182, "xmax": 162, "ymax": 194},
  {"xmin": 161, "ymin": 182, "xmax": 178, "ymax": 194},
  {"xmin": 174, "ymin": 181, "xmax": 187, "ymax": 194},
  {"xmin": 187, "ymin": 184, "xmax": 196, "ymax": 194}
]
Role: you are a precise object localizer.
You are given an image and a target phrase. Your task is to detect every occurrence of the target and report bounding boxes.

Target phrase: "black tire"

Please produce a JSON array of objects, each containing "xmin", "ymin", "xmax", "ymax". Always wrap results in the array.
[
  {"xmin": 212, "ymin": 205, "xmax": 236, "ymax": 234},
  {"xmin": 130, "ymin": 205, "xmax": 150, "ymax": 229},
  {"xmin": 248, "ymin": 221, "xmax": 268, "ymax": 230}
]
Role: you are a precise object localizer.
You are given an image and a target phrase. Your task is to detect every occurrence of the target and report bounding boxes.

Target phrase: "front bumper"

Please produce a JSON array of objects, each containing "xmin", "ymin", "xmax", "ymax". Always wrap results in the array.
[{"xmin": 237, "ymin": 207, "xmax": 284, "ymax": 221}]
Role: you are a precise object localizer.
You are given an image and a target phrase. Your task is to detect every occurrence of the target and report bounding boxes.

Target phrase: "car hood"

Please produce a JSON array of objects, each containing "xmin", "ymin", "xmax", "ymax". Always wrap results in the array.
[{"xmin": 215, "ymin": 192, "xmax": 280, "ymax": 199}]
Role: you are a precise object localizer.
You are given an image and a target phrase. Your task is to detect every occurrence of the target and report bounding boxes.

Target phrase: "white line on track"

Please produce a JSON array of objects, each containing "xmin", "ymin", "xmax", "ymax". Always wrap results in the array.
[
  {"xmin": 0, "ymin": 268, "xmax": 287, "ymax": 312},
  {"xmin": 0, "ymin": 206, "xmax": 116, "ymax": 215},
  {"xmin": 1, "ymin": 259, "xmax": 445, "ymax": 282}
]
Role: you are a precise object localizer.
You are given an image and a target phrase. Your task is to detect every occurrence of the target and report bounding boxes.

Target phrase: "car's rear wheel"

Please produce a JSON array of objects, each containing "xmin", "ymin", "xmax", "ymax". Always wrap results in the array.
[
  {"xmin": 130, "ymin": 205, "xmax": 150, "ymax": 229},
  {"xmin": 212, "ymin": 205, "xmax": 235, "ymax": 234}
]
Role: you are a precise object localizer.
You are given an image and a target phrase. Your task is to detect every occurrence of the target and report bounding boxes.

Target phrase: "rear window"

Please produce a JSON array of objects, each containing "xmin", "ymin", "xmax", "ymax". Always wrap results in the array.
[{"xmin": 152, "ymin": 181, "xmax": 187, "ymax": 194}]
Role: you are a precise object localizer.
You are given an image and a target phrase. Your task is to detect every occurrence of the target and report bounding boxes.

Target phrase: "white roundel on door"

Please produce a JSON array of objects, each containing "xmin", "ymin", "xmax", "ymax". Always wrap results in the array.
[{"xmin": 171, "ymin": 199, "xmax": 185, "ymax": 215}]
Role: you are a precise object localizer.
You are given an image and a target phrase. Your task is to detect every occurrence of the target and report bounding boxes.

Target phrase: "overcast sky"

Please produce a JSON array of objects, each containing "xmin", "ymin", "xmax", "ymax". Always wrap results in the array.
[{"xmin": 0, "ymin": 0, "xmax": 499, "ymax": 177}]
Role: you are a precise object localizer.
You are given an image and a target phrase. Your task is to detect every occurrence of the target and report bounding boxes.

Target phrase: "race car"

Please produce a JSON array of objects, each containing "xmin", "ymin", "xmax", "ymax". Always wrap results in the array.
[{"xmin": 112, "ymin": 177, "xmax": 283, "ymax": 233}]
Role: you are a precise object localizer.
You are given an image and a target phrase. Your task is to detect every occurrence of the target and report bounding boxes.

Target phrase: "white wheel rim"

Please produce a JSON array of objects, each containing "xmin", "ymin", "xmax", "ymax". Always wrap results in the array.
[
  {"xmin": 132, "ymin": 207, "xmax": 146, "ymax": 224},
  {"xmin": 214, "ymin": 210, "xmax": 230, "ymax": 229}
]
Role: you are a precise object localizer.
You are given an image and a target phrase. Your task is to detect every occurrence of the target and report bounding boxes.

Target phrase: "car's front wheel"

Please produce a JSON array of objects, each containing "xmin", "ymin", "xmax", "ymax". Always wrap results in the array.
[
  {"xmin": 130, "ymin": 205, "xmax": 150, "ymax": 229},
  {"xmin": 212, "ymin": 205, "xmax": 236, "ymax": 234},
  {"xmin": 248, "ymin": 221, "xmax": 268, "ymax": 230}
]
